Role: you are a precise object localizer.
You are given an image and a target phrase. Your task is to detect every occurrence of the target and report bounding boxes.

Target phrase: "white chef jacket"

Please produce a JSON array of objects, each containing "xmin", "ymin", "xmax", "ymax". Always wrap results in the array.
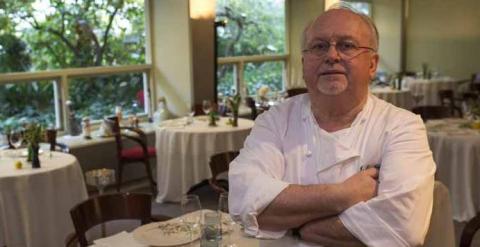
[{"xmin": 228, "ymin": 94, "xmax": 436, "ymax": 247}]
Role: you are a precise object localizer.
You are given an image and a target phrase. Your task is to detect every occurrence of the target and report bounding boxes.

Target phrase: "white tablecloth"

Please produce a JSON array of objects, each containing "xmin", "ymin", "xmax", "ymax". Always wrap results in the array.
[
  {"xmin": 155, "ymin": 117, "xmax": 253, "ymax": 203},
  {"xmin": 426, "ymin": 118, "xmax": 480, "ymax": 221},
  {"xmin": 370, "ymin": 87, "xmax": 413, "ymax": 110},
  {"xmin": 0, "ymin": 150, "xmax": 88, "ymax": 247},
  {"xmin": 404, "ymin": 77, "xmax": 459, "ymax": 106}
]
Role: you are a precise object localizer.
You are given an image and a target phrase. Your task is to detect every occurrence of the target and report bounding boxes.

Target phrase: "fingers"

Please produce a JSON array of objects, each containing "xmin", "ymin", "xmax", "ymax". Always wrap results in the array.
[{"xmin": 362, "ymin": 167, "xmax": 379, "ymax": 179}]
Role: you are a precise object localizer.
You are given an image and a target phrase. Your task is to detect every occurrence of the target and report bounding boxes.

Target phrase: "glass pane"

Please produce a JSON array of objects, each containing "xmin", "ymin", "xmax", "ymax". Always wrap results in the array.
[
  {"xmin": 244, "ymin": 61, "xmax": 284, "ymax": 96},
  {"xmin": 0, "ymin": 80, "xmax": 56, "ymax": 132},
  {"xmin": 216, "ymin": 0, "xmax": 285, "ymax": 57},
  {"xmin": 217, "ymin": 64, "xmax": 236, "ymax": 97},
  {"xmin": 342, "ymin": 1, "xmax": 372, "ymax": 16},
  {"xmin": 1, "ymin": 0, "xmax": 145, "ymax": 72},
  {"xmin": 69, "ymin": 73, "xmax": 145, "ymax": 121}
]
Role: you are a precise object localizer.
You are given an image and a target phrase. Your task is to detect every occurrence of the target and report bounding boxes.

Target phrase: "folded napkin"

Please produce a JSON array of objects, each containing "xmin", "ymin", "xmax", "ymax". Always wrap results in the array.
[{"xmin": 93, "ymin": 231, "xmax": 146, "ymax": 247}]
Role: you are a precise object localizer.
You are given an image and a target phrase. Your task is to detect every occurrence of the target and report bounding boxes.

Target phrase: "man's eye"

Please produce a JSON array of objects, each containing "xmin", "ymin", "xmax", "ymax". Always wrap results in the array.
[
  {"xmin": 312, "ymin": 42, "xmax": 329, "ymax": 51},
  {"xmin": 338, "ymin": 42, "xmax": 357, "ymax": 51}
]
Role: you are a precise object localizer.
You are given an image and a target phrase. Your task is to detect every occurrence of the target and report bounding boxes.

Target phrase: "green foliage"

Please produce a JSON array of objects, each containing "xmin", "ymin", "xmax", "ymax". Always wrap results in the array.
[
  {"xmin": 0, "ymin": 0, "xmax": 146, "ymax": 132},
  {"xmin": 216, "ymin": 0, "xmax": 286, "ymax": 96},
  {"xmin": 23, "ymin": 122, "xmax": 45, "ymax": 147}
]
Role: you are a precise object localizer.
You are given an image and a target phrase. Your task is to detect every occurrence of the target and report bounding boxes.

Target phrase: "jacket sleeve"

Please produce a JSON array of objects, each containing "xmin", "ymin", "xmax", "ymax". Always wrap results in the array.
[
  {"xmin": 339, "ymin": 114, "xmax": 436, "ymax": 247},
  {"xmin": 228, "ymin": 110, "xmax": 291, "ymax": 239}
]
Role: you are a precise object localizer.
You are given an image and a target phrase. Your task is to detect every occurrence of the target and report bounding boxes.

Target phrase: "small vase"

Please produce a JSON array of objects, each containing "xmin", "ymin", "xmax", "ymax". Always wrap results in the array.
[
  {"xmin": 232, "ymin": 110, "xmax": 239, "ymax": 127},
  {"xmin": 31, "ymin": 145, "xmax": 41, "ymax": 168}
]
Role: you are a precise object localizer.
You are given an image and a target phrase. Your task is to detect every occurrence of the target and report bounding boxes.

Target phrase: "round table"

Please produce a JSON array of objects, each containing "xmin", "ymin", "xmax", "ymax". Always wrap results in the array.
[
  {"xmin": 425, "ymin": 118, "xmax": 480, "ymax": 221},
  {"xmin": 404, "ymin": 77, "xmax": 459, "ymax": 106},
  {"xmin": 370, "ymin": 87, "xmax": 413, "ymax": 110},
  {"xmin": 0, "ymin": 150, "xmax": 88, "ymax": 247},
  {"xmin": 155, "ymin": 117, "xmax": 254, "ymax": 203}
]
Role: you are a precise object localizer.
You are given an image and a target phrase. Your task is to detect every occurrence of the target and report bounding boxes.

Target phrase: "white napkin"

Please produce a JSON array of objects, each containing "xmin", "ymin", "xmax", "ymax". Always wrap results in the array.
[{"xmin": 93, "ymin": 231, "xmax": 146, "ymax": 247}]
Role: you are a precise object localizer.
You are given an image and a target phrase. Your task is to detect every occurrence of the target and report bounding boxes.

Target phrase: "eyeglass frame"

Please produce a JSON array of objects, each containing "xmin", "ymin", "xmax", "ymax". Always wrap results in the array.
[{"xmin": 302, "ymin": 39, "xmax": 377, "ymax": 60}]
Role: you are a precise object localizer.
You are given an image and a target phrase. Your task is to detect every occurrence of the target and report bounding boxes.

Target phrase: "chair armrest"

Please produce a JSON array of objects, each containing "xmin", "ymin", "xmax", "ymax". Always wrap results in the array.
[{"xmin": 64, "ymin": 232, "xmax": 78, "ymax": 247}]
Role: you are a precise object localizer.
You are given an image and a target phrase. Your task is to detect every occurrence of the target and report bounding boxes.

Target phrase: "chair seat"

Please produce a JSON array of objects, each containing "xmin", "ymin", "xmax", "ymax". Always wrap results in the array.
[{"xmin": 121, "ymin": 146, "xmax": 156, "ymax": 159}]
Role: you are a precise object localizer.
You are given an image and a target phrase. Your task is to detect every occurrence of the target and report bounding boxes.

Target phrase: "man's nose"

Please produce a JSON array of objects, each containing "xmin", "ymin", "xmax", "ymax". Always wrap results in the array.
[{"xmin": 324, "ymin": 44, "xmax": 341, "ymax": 64}]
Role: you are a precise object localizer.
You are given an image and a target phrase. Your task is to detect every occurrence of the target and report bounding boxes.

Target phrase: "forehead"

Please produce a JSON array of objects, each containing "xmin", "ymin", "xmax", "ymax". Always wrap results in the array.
[{"xmin": 307, "ymin": 9, "xmax": 372, "ymax": 43}]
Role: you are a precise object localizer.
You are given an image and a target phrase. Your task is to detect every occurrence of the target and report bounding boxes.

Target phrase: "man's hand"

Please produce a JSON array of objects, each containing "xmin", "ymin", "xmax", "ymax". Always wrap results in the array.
[{"xmin": 340, "ymin": 167, "xmax": 379, "ymax": 209}]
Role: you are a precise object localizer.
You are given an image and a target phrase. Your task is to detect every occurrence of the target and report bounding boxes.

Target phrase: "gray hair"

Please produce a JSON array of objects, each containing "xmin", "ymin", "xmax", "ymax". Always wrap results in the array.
[{"xmin": 302, "ymin": 2, "xmax": 379, "ymax": 51}]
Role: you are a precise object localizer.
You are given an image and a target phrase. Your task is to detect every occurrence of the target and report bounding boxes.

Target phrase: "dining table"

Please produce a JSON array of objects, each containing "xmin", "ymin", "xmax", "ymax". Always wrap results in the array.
[
  {"xmin": 87, "ymin": 209, "xmax": 304, "ymax": 247},
  {"xmin": 0, "ymin": 149, "xmax": 88, "ymax": 247},
  {"xmin": 404, "ymin": 77, "xmax": 460, "ymax": 106},
  {"xmin": 155, "ymin": 117, "xmax": 254, "ymax": 203},
  {"xmin": 370, "ymin": 87, "xmax": 413, "ymax": 110},
  {"xmin": 425, "ymin": 118, "xmax": 480, "ymax": 221}
]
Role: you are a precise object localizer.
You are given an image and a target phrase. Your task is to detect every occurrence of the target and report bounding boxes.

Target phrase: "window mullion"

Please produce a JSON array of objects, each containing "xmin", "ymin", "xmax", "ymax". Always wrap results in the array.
[{"xmin": 60, "ymin": 75, "xmax": 70, "ymax": 132}]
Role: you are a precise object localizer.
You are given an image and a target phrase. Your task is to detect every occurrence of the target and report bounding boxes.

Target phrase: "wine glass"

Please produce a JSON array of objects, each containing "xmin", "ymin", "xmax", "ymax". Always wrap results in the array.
[
  {"xmin": 181, "ymin": 194, "xmax": 202, "ymax": 242},
  {"xmin": 412, "ymin": 94, "xmax": 424, "ymax": 106},
  {"xmin": 202, "ymin": 100, "xmax": 212, "ymax": 115},
  {"xmin": 218, "ymin": 192, "xmax": 237, "ymax": 247},
  {"xmin": 9, "ymin": 130, "xmax": 24, "ymax": 157}
]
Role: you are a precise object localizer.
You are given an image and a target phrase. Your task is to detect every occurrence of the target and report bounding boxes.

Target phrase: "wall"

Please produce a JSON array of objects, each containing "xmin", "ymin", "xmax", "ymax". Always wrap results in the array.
[
  {"xmin": 373, "ymin": 0, "xmax": 402, "ymax": 74},
  {"xmin": 407, "ymin": 0, "xmax": 480, "ymax": 79},
  {"xmin": 287, "ymin": 0, "xmax": 324, "ymax": 89},
  {"xmin": 150, "ymin": 0, "xmax": 193, "ymax": 117}
]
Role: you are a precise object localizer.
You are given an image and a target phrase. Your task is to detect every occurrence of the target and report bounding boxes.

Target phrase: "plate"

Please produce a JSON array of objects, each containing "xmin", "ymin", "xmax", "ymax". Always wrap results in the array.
[
  {"xmin": 20, "ymin": 149, "xmax": 43, "ymax": 157},
  {"xmin": 132, "ymin": 220, "xmax": 201, "ymax": 246}
]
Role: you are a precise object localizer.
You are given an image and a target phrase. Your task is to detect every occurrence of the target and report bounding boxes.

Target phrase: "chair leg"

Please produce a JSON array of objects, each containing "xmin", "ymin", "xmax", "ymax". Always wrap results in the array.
[
  {"xmin": 117, "ymin": 161, "xmax": 124, "ymax": 192},
  {"xmin": 142, "ymin": 158, "xmax": 156, "ymax": 195}
]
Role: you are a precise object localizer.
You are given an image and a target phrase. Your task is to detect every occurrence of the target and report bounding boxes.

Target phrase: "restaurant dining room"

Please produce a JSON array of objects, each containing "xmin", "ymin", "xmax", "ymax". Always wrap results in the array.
[{"xmin": 0, "ymin": 0, "xmax": 480, "ymax": 246}]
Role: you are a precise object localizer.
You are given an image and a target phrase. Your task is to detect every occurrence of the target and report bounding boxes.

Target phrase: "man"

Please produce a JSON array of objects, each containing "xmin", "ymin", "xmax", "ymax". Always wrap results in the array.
[{"xmin": 228, "ymin": 5, "xmax": 435, "ymax": 247}]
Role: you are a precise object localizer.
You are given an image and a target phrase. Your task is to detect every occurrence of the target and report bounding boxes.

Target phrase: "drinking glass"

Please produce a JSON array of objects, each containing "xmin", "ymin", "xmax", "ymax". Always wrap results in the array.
[
  {"xmin": 202, "ymin": 100, "xmax": 212, "ymax": 115},
  {"xmin": 412, "ymin": 94, "xmax": 424, "ymax": 106},
  {"xmin": 218, "ymin": 192, "xmax": 237, "ymax": 247},
  {"xmin": 181, "ymin": 194, "xmax": 202, "ymax": 242},
  {"xmin": 9, "ymin": 130, "xmax": 24, "ymax": 157}
]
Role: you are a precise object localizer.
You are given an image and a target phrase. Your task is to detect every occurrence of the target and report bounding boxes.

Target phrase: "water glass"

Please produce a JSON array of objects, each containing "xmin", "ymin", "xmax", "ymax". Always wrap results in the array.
[
  {"xmin": 202, "ymin": 100, "xmax": 212, "ymax": 115},
  {"xmin": 218, "ymin": 192, "xmax": 236, "ymax": 247},
  {"xmin": 181, "ymin": 194, "xmax": 202, "ymax": 241},
  {"xmin": 201, "ymin": 212, "xmax": 222, "ymax": 247}
]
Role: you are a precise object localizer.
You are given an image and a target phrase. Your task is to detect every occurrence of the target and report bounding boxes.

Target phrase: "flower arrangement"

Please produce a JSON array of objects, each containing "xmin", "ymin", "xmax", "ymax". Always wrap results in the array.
[
  {"xmin": 24, "ymin": 123, "xmax": 44, "ymax": 168},
  {"xmin": 257, "ymin": 85, "xmax": 270, "ymax": 101},
  {"xmin": 227, "ymin": 94, "xmax": 242, "ymax": 127}
]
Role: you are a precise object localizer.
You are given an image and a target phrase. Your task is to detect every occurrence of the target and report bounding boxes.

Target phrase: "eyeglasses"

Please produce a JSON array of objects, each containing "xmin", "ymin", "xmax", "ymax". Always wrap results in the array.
[{"xmin": 302, "ymin": 40, "xmax": 376, "ymax": 60}]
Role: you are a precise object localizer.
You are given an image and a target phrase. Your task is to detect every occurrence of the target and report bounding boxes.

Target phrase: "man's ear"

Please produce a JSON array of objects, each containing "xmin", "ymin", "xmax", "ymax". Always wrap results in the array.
[{"xmin": 369, "ymin": 53, "xmax": 379, "ymax": 79}]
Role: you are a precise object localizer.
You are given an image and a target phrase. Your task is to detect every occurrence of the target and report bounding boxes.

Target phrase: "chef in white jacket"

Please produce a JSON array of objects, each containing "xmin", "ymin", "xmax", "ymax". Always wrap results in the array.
[{"xmin": 228, "ymin": 5, "xmax": 435, "ymax": 247}]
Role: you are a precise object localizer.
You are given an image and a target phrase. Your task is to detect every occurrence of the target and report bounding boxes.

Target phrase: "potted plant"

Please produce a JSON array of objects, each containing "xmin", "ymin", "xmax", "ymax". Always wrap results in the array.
[{"xmin": 24, "ymin": 123, "xmax": 44, "ymax": 168}]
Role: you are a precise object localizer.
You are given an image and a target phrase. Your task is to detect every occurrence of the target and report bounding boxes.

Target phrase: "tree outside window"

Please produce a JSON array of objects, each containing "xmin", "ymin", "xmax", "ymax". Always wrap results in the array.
[{"xmin": 0, "ymin": 0, "xmax": 146, "ymax": 131}]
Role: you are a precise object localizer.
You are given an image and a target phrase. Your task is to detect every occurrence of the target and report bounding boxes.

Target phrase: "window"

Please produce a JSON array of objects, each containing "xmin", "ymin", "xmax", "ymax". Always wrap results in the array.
[
  {"xmin": 215, "ymin": 0, "xmax": 287, "ymax": 98},
  {"xmin": 342, "ymin": 0, "xmax": 372, "ymax": 17},
  {"xmin": 0, "ymin": 0, "xmax": 149, "ymax": 132}
]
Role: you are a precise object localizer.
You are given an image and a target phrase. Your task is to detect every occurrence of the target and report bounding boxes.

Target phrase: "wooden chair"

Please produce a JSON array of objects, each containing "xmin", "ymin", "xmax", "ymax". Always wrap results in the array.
[
  {"xmin": 438, "ymin": 89, "xmax": 462, "ymax": 117},
  {"xmin": 104, "ymin": 116, "xmax": 156, "ymax": 194},
  {"xmin": 412, "ymin": 106, "xmax": 451, "ymax": 121},
  {"xmin": 208, "ymin": 151, "xmax": 239, "ymax": 193},
  {"xmin": 423, "ymin": 181, "xmax": 455, "ymax": 247},
  {"xmin": 286, "ymin": 87, "xmax": 308, "ymax": 98},
  {"xmin": 460, "ymin": 214, "xmax": 480, "ymax": 247},
  {"xmin": 68, "ymin": 193, "xmax": 152, "ymax": 247},
  {"xmin": 471, "ymin": 73, "xmax": 480, "ymax": 92},
  {"xmin": 45, "ymin": 128, "xmax": 69, "ymax": 153},
  {"xmin": 245, "ymin": 97, "xmax": 258, "ymax": 120}
]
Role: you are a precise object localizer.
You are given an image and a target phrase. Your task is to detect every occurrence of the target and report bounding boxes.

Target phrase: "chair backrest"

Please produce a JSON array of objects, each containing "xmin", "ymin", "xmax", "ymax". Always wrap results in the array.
[
  {"xmin": 423, "ymin": 181, "xmax": 455, "ymax": 247},
  {"xmin": 245, "ymin": 97, "xmax": 257, "ymax": 120},
  {"xmin": 471, "ymin": 73, "xmax": 480, "ymax": 91},
  {"xmin": 412, "ymin": 106, "xmax": 451, "ymax": 121},
  {"xmin": 460, "ymin": 213, "xmax": 480, "ymax": 247},
  {"xmin": 70, "ymin": 193, "xmax": 152, "ymax": 247},
  {"xmin": 286, "ymin": 87, "xmax": 308, "ymax": 98},
  {"xmin": 438, "ymin": 89, "xmax": 462, "ymax": 117},
  {"xmin": 104, "ymin": 116, "xmax": 123, "ymax": 155},
  {"xmin": 45, "ymin": 128, "xmax": 69, "ymax": 153},
  {"xmin": 209, "ymin": 151, "xmax": 239, "ymax": 193}
]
